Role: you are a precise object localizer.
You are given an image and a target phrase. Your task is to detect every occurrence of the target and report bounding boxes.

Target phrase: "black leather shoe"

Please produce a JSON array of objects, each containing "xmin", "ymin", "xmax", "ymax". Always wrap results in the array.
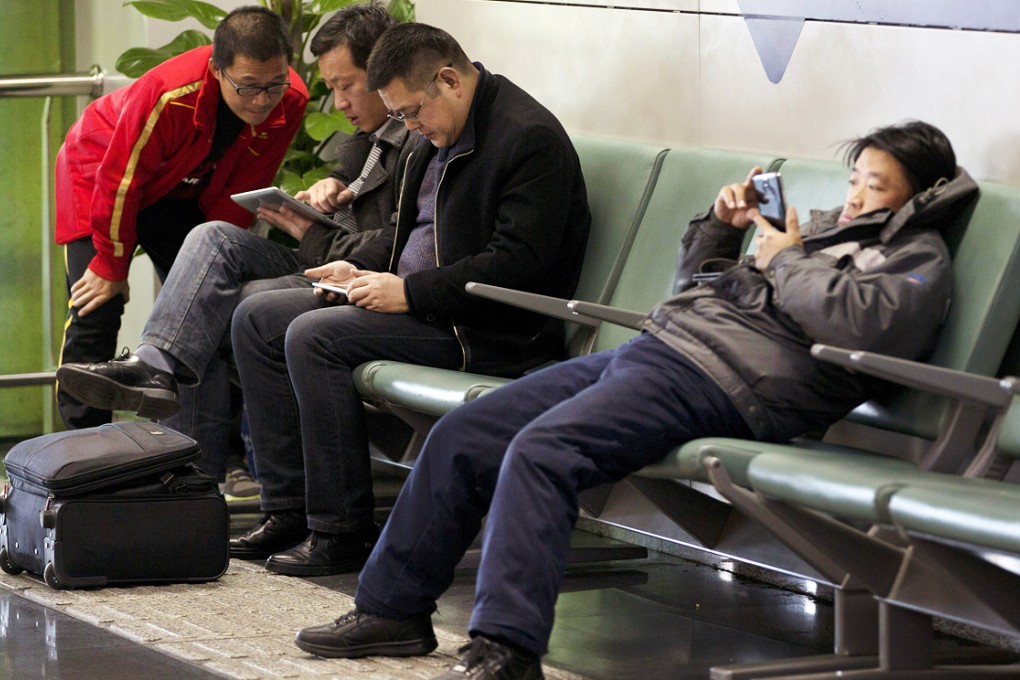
[
  {"xmin": 434, "ymin": 636, "xmax": 544, "ymax": 679},
  {"xmin": 57, "ymin": 349, "xmax": 179, "ymax": 419},
  {"xmin": 265, "ymin": 524, "xmax": 379, "ymax": 576},
  {"xmin": 294, "ymin": 608, "xmax": 437, "ymax": 659},
  {"xmin": 229, "ymin": 511, "xmax": 307, "ymax": 559}
]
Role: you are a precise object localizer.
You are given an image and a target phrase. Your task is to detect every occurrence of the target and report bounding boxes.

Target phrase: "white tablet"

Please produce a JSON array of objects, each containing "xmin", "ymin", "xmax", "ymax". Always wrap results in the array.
[{"xmin": 231, "ymin": 187, "xmax": 335, "ymax": 227}]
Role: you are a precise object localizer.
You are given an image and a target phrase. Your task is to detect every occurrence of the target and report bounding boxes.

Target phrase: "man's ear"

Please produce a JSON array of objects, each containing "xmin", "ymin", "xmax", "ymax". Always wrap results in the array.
[
  {"xmin": 439, "ymin": 67, "xmax": 461, "ymax": 96},
  {"xmin": 208, "ymin": 59, "xmax": 221, "ymax": 79}
]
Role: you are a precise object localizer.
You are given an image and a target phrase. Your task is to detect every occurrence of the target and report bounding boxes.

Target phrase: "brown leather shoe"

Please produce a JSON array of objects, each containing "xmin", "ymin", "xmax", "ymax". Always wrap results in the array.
[{"xmin": 229, "ymin": 511, "xmax": 307, "ymax": 559}]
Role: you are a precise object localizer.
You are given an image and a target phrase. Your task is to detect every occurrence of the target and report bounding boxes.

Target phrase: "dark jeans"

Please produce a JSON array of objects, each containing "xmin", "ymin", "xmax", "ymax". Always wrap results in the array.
[
  {"xmin": 355, "ymin": 333, "xmax": 753, "ymax": 656},
  {"xmin": 58, "ymin": 199, "xmax": 202, "ymax": 428},
  {"xmin": 231, "ymin": 290, "xmax": 463, "ymax": 533}
]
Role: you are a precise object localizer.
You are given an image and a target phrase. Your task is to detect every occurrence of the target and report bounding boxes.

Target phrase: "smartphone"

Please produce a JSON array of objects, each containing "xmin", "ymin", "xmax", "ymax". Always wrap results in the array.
[
  {"xmin": 312, "ymin": 281, "xmax": 349, "ymax": 296},
  {"xmin": 752, "ymin": 172, "xmax": 787, "ymax": 231}
]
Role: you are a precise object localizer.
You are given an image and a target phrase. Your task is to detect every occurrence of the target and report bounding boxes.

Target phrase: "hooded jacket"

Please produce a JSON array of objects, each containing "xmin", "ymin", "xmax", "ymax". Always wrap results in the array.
[
  {"xmin": 54, "ymin": 46, "xmax": 309, "ymax": 281},
  {"xmin": 646, "ymin": 168, "xmax": 980, "ymax": 441}
]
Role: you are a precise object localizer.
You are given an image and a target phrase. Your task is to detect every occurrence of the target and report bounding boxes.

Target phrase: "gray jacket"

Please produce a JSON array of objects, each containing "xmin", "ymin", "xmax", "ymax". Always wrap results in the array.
[
  {"xmin": 645, "ymin": 168, "xmax": 979, "ymax": 441},
  {"xmin": 296, "ymin": 120, "xmax": 415, "ymax": 267}
]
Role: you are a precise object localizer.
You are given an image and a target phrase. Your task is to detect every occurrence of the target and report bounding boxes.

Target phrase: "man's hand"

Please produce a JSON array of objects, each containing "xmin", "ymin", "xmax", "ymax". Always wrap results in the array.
[
  {"xmin": 258, "ymin": 203, "xmax": 314, "ymax": 241},
  {"xmin": 752, "ymin": 206, "xmax": 803, "ymax": 272},
  {"xmin": 305, "ymin": 260, "xmax": 357, "ymax": 303},
  {"xmin": 70, "ymin": 268, "xmax": 130, "ymax": 317},
  {"xmin": 296, "ymin": 177, "xmax": 354, "ymax": 213},
  {"xmin": 346, "ymin": 270, "xmax": 409, "ymax": 313},
  {"xmin": 715, "ymin": 166, "xmax": 765, "ymax": 230}
]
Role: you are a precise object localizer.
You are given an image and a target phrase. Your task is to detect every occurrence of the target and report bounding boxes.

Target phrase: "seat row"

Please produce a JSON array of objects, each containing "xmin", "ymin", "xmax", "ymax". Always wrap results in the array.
[{"xmin": 354, "ymin": 135, "xmax": 1020, "ymax": 678}]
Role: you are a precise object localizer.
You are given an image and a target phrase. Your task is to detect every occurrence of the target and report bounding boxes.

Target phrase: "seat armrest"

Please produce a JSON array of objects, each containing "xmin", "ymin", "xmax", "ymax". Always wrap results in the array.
[
  {"xmin": 567, "ymin": 300, "xmax": 647, "ymax": 330},
  {"xmin": 811, "ymin": 344, "xmax": 1013, "ymax": 409},
  {"xmin": 465, "ymin": 282, "xmax": 599, "ymax": 325}
]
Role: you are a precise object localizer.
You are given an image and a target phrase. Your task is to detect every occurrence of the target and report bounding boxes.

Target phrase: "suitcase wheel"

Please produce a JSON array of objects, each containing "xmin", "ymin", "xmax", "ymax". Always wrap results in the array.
[
  {"xmin": 0, "ymin": 547, "xmax": 23, "ymax": 575},
  {"xmin": 43, "ymin": 562, "xmax": 64, "ymax": 589}
]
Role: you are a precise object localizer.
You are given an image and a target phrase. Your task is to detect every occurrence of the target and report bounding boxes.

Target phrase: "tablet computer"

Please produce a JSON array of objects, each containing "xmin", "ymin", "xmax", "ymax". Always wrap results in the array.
[{"xmin": 231, "ymin": 187, "xmax": 335, "ymax": 227}]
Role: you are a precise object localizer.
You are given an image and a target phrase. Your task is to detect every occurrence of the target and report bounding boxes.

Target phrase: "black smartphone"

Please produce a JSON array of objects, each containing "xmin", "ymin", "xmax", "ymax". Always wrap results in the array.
[{"xmin": 752, "ymin": 172, "xmax": 787, "ymax": 231}]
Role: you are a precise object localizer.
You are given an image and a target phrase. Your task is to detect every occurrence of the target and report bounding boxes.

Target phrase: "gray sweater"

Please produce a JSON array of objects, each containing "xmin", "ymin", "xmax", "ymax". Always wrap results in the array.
[{"xmin": 646, "ymin": 168, "xmax": 979, "ymax": 441}]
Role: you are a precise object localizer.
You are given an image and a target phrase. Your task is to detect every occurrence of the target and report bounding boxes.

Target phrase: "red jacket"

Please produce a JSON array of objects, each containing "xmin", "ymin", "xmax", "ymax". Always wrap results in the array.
[{"xmin": 54, "ymin": 45, "xmax": 309, "ymax": 281}]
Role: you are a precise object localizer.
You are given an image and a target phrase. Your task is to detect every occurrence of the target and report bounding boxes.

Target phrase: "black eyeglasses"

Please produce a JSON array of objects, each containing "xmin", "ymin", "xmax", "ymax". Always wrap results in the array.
[
  {"xmin": 221, "ymin": 69, "xmax": 290, "ymax": 98},
  {"xmin": 387, "ymin": 65, "xmax": 449, "ymax": 122}
]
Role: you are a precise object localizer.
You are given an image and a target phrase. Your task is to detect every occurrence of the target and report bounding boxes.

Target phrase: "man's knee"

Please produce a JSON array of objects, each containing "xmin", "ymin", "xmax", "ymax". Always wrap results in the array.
[
  {"xmin": 182, "ymin": 220, "xmax": 245, "ymax": 254},
  {"xmin": 284, "ymin": 310, "xmax": 340, "ymax": 362}
]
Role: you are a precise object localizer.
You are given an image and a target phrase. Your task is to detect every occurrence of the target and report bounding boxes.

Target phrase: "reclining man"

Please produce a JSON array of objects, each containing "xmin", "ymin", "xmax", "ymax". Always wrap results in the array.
[
  {"xmin": 225, "ymin": 23, "xmax": 591, "ymax": 575},
  {"xmin": 292, "ymin": 121, "xmax": 979, "ymax": 680},
  {"xmin": 56, "ymin": 3, "xmax": 414, "ymax": 483}
]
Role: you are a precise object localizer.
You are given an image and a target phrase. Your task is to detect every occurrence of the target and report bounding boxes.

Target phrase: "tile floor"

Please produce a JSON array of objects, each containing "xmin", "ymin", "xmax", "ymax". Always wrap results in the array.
[{"xmin": 0, "ymin": 439, "xmax": 1001, "ymax": 679}]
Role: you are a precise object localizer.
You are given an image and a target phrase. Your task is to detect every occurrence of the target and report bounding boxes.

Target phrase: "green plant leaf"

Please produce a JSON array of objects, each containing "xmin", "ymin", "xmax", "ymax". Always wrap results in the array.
[
  {"xmin": 304, "ymin": 110, "xmax": 354, "ymax": 141},
  {"xmin": 277, "ymin": 168, "xmax": 307, "ymax": 196},
  {"xmin": 124, "ymin": 0, "xmax": 227, "ymax": 29},
  {"xmin": 387, "ymin": 0, "xmax": 416, "ymax": 24},
  {"xmin": 284, "ymin": 148, "xmax": 319, "ymax": 165},
  {"xmin": 115, "ymin": 29, "xmax": 212, "ymax": 77},
  {"xmin": 302, "ymin": 164, "xmax": 334, "ymax": 186},
  {"xmin": 313, "ymin": 0, "xmax": 359, "ymax": 12}
]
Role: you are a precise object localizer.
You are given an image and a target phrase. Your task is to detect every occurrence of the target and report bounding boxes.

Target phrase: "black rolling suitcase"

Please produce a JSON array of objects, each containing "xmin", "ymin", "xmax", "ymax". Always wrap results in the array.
[{"xmin": 0, "ymin": 421, "xmax": 229, "ymax": 589}]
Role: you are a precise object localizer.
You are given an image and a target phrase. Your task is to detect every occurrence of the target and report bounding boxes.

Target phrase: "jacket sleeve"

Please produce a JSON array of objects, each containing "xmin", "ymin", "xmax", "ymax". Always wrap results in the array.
[
  {"xmin": 767, "ymin": 230, "xmax": 953, "ymax": 360},
  {"xmin": 86, "ymin": 79, "xmax": 182, "ymax": 281},
  {"xmin": 402, "ymin": 125, "xmax": 581, "ymax": 318},
  {"xmin": 674, "ymin": 208, "xmax": 749, "ymax": 293}
]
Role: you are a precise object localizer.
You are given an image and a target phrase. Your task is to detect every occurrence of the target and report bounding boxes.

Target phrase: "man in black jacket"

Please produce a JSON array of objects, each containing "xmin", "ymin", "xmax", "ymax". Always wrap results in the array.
[{"xmin": 226, "ymin": 23, "xmax": 591, "ymax": 579}]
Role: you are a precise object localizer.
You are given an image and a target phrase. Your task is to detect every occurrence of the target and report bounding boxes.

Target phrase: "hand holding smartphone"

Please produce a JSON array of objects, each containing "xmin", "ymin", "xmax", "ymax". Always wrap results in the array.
[
  {"xmin": 312, "ymin": 282, "xmax": 349, "ymax": 297},
  {"xmin": 751, "ymin": 172, "xmax": 787, "ymax": 231}
]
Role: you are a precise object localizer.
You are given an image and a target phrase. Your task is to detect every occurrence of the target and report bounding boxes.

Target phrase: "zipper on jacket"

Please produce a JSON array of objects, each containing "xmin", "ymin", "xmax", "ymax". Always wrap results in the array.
[{"xmin": 433, "ymin": 148, "xmax": 475, "ymax": 372}]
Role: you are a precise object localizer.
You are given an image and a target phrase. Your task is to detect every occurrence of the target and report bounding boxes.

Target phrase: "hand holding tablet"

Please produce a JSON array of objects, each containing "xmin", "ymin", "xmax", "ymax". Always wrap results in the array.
[{"xmin": 231, "ymin": 187, "xmax": 335, "ymax": 227}]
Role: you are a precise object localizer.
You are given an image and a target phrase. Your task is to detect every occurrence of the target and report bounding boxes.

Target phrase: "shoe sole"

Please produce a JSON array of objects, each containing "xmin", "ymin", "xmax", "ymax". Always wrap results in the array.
[
  {"xmin": 294, "ymin": 634, "xmax": 438, "ymax": 659},
  {"xmin": 265, "ymin": 555, "xmax": 369, "ymax": 576},
  {"xmin": 57, "ymin": 365, "xmax": 179, "ymax": 419}
]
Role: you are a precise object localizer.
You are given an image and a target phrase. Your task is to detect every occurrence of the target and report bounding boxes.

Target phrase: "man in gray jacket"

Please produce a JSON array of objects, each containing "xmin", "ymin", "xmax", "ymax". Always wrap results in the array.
[
  {"xmin": 56, "ymin": 3, "xmax": 414, "ymax": 485},
  {"xmin": 291, "ymin": 121, "xmax": 978, "ymax": 680}
]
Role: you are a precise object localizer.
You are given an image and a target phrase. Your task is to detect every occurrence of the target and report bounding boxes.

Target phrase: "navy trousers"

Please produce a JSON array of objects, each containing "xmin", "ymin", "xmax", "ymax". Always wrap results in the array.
[{"xmin": 355, "ymin": 333, "xmax": 753, "ymax": 656}]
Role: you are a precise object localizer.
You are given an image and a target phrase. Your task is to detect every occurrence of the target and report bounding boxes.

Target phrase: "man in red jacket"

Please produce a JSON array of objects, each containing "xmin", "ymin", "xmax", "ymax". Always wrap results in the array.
[{"xmin": 54, "ymin": 5, "xmax": 308, "ymax": 429}]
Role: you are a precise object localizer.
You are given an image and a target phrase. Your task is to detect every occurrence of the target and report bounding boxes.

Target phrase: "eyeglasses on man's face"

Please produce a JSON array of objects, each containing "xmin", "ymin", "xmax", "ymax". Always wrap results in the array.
[
  {"xmin": 221, "ymin": 69, "xmax": 290, "ymax": 98},
  {"xmin": 387, "ymin": 65, "xmax": 450, "ymax": 123}
]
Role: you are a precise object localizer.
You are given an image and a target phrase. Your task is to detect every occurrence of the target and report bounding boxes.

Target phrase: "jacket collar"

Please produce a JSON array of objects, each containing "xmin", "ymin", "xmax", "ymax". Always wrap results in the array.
[{"xmin": 879, "ymin": 167, "xmax": 979, "ymax": 242}]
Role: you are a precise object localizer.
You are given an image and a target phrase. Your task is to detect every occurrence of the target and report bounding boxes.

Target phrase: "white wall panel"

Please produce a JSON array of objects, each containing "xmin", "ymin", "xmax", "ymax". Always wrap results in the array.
[
  {"xmin": 418, "ymin": 0, "xmax": 701, "ymax": 146},
  {"xmin": 419, "ymin": 0, "xmax": 1020, "ymax": 186},
  {"xmin": 700, "ymin": 16, "xmax": 1020, "ymax": 184}
]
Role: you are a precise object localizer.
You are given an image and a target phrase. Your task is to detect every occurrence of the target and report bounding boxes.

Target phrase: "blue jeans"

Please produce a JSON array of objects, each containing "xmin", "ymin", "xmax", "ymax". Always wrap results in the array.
[
  {"xmin": 139, "ymin": 221, "xmax": 308, "ymax": 478},
  {"xmin": 231, "ymin": 291, "xmax": 463, "ymax": 533},
  {"xmin": 355, "ymin": 333, "xmax": 753, "ymax": 656}
]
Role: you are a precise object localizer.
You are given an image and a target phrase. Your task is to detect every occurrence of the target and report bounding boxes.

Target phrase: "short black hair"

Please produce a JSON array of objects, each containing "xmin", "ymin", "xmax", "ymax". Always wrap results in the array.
[
  {"xmin": 310, "ymin": 2, "xmax": 396, "ymax": 69},
  {"xmin": 212, "ymin": 6, "xmax": 292, "ymax": 69},
  {"xmin": 842, "ymin": 120, "xmax": 957, "ymax": 196},
  {"xmin": 366, "ymin": 23, "xmax": 472, "ymax": 91}
]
